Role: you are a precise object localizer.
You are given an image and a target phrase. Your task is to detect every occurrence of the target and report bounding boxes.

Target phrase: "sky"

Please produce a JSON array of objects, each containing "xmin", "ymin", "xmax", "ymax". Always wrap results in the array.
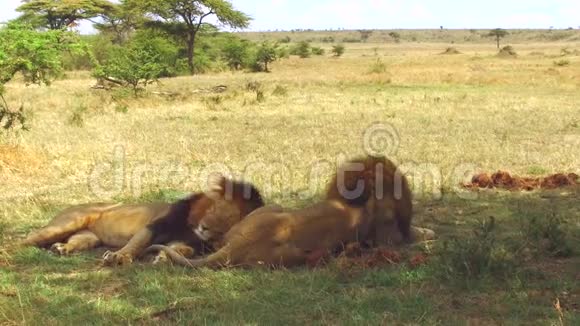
[{"xmin": 1, "ymin": 0, "xmax": 579, "ymax": 33}]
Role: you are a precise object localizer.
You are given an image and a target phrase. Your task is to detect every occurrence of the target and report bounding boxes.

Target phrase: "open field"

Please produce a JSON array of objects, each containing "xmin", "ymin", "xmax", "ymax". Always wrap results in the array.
[
  {"xmin": 1, "ymin": 41, "xmax": 579, "ymax": 324},
  {"xmin": 237, "ymin": 28, "xmax": 580, "ymax": 44}
]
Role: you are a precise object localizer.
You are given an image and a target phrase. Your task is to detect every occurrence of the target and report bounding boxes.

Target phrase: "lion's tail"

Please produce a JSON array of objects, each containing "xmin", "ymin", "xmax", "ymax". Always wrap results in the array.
[
  {"xmin": 325, "ymin": 155, "xmax": 413, "ymax": 240},
  {"xmin": 144, "ymin": 245, "xmax": 229, "ymax": 268}
]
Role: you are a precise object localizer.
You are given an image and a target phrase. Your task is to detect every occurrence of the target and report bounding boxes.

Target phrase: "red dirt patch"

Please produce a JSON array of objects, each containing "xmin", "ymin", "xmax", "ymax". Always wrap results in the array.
[
  {"xmin": 307, "ymin": 243, "xmax": 429, "ymax": 270},
  {"xmin": 464, "ymin": 171, "xmax": 579, "ymax": 191}
]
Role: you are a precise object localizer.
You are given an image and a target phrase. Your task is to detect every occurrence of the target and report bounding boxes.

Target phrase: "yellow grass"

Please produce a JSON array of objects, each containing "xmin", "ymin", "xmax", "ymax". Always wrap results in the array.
[
  {"xmin": 1, "ymin": 42, "xmax": 579, "ymax": 223},
  {"xmin": 0, "ymin": 41, "xmax": 579, "ymax": 325}
]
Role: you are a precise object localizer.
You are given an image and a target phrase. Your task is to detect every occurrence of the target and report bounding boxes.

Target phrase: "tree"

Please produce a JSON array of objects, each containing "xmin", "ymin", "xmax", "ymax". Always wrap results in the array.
[
  {"xmin": 0, "ymin": 23, "xmax": 83, "ymax": 131},
  {"xmin": 487, "ymin": 28, "xmax": 509, "ymax": 49},
  {"xmin": 359, "ymin": 29, "xmax": 373, "ymax": 42},
  {"xmin": 126, "ymin": 0, "xmax": 251, "ymax": 75},
  {"xmin": 16, "ymin": 0, "xmax": 115, "ymax": 30},
  {"xmin": 311, "ymin": 46, "xmax": 325, "ymax": 56},
  {"xmin": 292, "ymin": 41, "xmax": 311, "ymax": 58},
  {"xmin": 93, "ymin": 35, "xmax": 178, "ymax": 94},
  {"xmin": 331, "ymin": 44, "xmax": 345, "ymax": 57},
  {"xmin": 388, "ymin": 31, "xmax": 401, "ymax": 43},
  {"xmin": 94, "ymin": 3, "xmax": 141, "ymax": 44},
  {"xmin": 222, "ymin": 39, "xmax": 251, "ymax": 70},
  {"xmin": 254, "ymin": 41, "xmax": 279, "ymax": 72}
]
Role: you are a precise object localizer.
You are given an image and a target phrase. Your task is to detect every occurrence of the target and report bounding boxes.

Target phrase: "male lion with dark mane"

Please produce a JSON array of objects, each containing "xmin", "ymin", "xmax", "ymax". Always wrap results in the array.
[
  {"xmin": 21, "ymin": 176, "xmax": 265, "ymax": 265},
  {"xmin": 147, "ymin": 155, "xmax": 435, "ymax": 268}
]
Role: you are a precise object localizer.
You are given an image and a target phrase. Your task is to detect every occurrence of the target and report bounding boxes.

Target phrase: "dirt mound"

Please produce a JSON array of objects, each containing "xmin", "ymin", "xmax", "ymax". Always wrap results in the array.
[
  {"xmin": 464, "ymin": 171, "xmax": 579, "ymax": 191},
  {"xmin": 441, "ymin": 47, "xmax": 462, "ymax": 55},
  {"xmin": 497, "ymin": 46, "xmax": 517, "ymax": 58},
  {"xmin": 307, "ymin": 243, "xmax": 428, "ymax": 270}
]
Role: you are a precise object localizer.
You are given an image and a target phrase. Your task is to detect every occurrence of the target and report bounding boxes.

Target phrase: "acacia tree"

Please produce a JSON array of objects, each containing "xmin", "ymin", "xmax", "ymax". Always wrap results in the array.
[
  {"xmin": 255, "ymin": 41, "xmax": 279, "ymax": 72},
  {"xmin": 0, "ymin": 23, "xmax": 82, "ymax": 131},
  {"xmin": 127, "ymin": 0, "xmax": 250, "ymax": 75},
  {"xmin": 94, "ymin": 3, "xmax": 141, "ymax": 44},
  {"xmin": 487, "ymin": 28, "xmax": 509, "ymax": 49},
  {"xmin": 16, "ymin": 0, "xmax": 115, "ymax": 30}
]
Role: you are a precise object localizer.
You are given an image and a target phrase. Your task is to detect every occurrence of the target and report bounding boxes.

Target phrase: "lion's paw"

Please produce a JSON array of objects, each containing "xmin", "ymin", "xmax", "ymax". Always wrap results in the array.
[
  {"xmin": 152, "ymin": 251, "xmax": 169, "ymax": 265},
  {"xmin": 50, "ymin": 243, "xmax": 70, "ymax": 256},
  {"xmin": 103, "ymin": 250, "xmax": 134, "ymax": 266}
]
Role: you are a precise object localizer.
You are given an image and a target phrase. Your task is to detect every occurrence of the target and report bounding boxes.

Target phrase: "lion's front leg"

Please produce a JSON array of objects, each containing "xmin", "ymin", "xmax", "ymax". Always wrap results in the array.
[{"xmin": 103, "ymin": 228, "xmax": 153, "ymax": 266}]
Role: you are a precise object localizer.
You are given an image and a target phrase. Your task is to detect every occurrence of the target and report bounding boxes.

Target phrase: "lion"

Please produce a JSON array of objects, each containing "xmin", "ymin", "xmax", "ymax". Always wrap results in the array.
[
  {"xmin": 147, "ymin": 155, "xmax": 435, "ymax": 269},
  {"xmin": 20, "ymin": 176, "xmax": 265, "ymax": 265}
]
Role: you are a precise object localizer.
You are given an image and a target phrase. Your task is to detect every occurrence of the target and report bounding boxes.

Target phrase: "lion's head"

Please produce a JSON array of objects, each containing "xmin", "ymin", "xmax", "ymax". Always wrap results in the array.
[{"xmin": 188, "ymin": 175, "xmax": 264, "ymax": 245}]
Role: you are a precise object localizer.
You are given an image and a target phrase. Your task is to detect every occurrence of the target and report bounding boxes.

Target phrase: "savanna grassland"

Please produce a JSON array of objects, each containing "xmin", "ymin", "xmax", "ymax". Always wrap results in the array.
[{"xmin": 1, "ymin": 35, "xmax": 580, "ymax": 325}]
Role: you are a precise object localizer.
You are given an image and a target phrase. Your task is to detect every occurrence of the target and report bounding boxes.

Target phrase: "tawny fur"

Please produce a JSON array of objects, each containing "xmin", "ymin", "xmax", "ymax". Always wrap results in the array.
[
  {"xmin": 21, "ymin": 176, "xmax": 264, "ymax": 266},
  {"xmin": 151, "ymin": 155, "xmax": 434, "ymax": 269}
]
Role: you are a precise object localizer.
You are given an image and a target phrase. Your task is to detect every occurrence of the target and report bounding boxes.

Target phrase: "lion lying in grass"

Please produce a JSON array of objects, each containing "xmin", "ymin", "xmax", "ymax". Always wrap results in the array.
[
  {"xmin": 21, "ymin": 176, "xmax": 265, "ymax": 265},
  {"xmin": 147, "ymin": 155, "xmax": 435, "ymax": 268}
]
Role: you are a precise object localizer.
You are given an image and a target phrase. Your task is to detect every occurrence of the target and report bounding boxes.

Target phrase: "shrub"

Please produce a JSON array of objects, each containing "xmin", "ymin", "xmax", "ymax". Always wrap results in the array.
[
  {"xmin": 342, "ymin": 37, "xmax": 361, "ymax": 43},
  {"xmin": 553, "ymin": 59, "xmax": 571, "ymax": 67},
  {"xmin": 311, "ymin": 46, "xmax": 325, "ymax": 56},
  {"xmin": 388, "ymin": 31, "xmax": 401, "ymax": 43},
  {"xmin": 368, "ymin": 58, "xmax": 387, "ymax": 74},
  {"xmin": 520, "ymin": 212, "xmax": 574, "ymax": 258},
  {"xmin": 223, "ymin": 39, "xmax": 252, "ymax": 70},
  {"xmin": 497, "ymin": 45, "xmax": 517, "ymax": 58},
  {"xmin": 279, "ymin": 36, "xmax": 291, "ymax": 43},
  {"xmin": 441, "ymin": 47, "xmax": 461, "ymax": 55},
  {"xmin": 320, "ymin": 36, "xmax": 335, "ymax": 43},
  {"xmin": 292, "ymin": 41, "xmax": 311, "ymax": 58},
  {"xmin": 436, "ymin": 217, "xmax": 519, "ymax": 281},
  {"xmin": 331, "ymin": 44, "xmax": 346, "ymax": 57},
  {"xmin": 272, "ymin": 85, "xmax": 288, "ymax": 97},
  {"xmin": 93, "ymin": 36, "xmax": 177, "ymax": 94},
  {"xmin": 67, "ymin": 104, "xmax": 87, "ymax": 127},
  {"xmin": 0, "ymin": 23, "xmax": 82, "ymax": 132},
  {"xmin": 277, "ymin": 46, "xmax": 290, "ymax": 59},
  {"xmin": 245, "ymin": 80, "xmax": 265, "ymax": 102},
  {"xmin": 252, "ymin": 41, "xmax": 279, "ymax": 72}
]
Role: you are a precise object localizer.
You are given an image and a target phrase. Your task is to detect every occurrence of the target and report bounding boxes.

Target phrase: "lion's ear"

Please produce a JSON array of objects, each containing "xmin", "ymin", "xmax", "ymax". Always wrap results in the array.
[
  {"xmin": 206, "ymin": 174, "xmax": 235, "ymax": 200},
  {"xmin": 207, "ymin": 173, "xmax": 227, "ymax": 194}
]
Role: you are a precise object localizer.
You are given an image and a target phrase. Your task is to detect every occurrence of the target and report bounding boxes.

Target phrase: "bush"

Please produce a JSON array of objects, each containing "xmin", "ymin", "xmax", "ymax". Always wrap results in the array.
[
  {"xmin": 279, "ymin": 36, "xmax": 291, "ymax": 43},
  {"xmin": 441, "ymin": 47, "xmax": 461, "ymax": 55},
  {"xmin": 436, "ymin": 217, "xmax": 519, "ymax": 281},
  {"xmin": 342, "ymin": 37, "xmax": 361, "ymax": 43},
  {"xmin": 222, "ymin": 39, "xmax": 252, "ymax": 70},
  {"xmin": 245, "ymin": 80, "xmax": 265, "ymax": 102},
  {"xmin": 553, "ymin": 59, "xmax": 571, "ymax": 67},
  {"xmin": 520, "ymin": 212, "xmax": 574, "ymax": 258},
  {"xmin": 191, "ymin": 52, "xmax": 212, "ymax": 74},
  {"xmin": 368, "ymin": 58, "xmax": 387, "ymax": 74},
  {"xmin": 320, "ymin": 36, "xmax": 335, "ymax": 43},
  {"xmin": 93, "ymin": 35, "xmax": 178, "ymax": 94},
  {"xmin": 1, "ymin": 23, "xmax": 82, "ymax": 132},
  {"xmin": 131, "ymin": 31, "xmax": 180, "ymax": 77},
  {"xmin": 388, "ymin": 31, "xmax": 401, "ymax": 43},
  {"xmin": 497, "ymin": 45, "xmax": 517, "ymax": 58},
  {"xmin": 272, "ymin": 85, "xmax": 288, "ymax": 96},
  {"xmin": 311, "ymin": 46, "xmax": 325, "ymax": 56},
  {"xmin": 251, "ymin": 42, "xmax": 279, "ymax": 72},
  {"xmin": 331, "ymin": 44, "xmax": 346, "ymax": 57},
  {"xmin": 292, "ymin": 41, "xmax": 311, "ymax": 58},
  {"xmin": 67, "ymin": 104, "xmax": 87, "ymax": 127},
  {"xmin": 277, "ymin": 46, "xmax": 290, "ymax": 59}
]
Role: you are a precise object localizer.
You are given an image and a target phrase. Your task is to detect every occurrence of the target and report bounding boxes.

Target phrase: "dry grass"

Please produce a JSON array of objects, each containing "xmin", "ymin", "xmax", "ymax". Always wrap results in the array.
[{"xmin": 0, "ymin": 41, "xmax": 579, "ymax": 324}]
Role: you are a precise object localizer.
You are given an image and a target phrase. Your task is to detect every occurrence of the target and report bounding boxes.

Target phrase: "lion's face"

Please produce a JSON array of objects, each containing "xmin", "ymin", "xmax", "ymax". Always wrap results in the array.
[{"xmin": 194, "ymin": 199, "xmax": 243, "ymax": 243}]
